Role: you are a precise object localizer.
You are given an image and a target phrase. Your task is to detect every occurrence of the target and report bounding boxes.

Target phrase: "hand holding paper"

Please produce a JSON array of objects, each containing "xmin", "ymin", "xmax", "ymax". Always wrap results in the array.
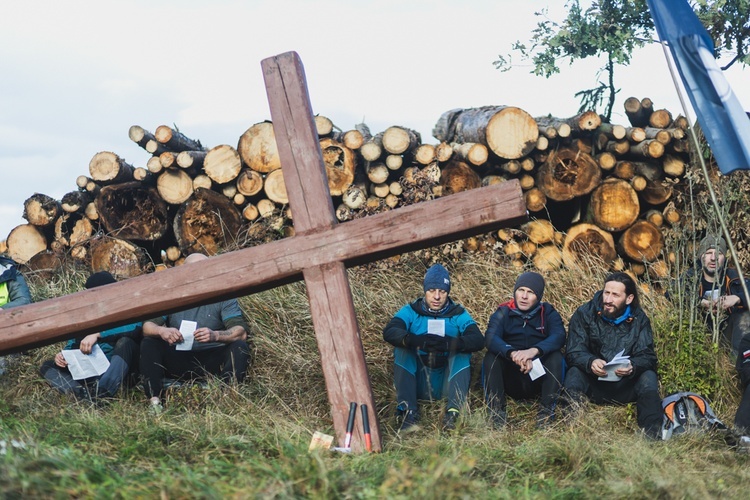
[
  {"xmin": 598, "ymin": 350, "xmax": 631, "ymax": 382},
  {"xmin": 61, "ymin": 345, "xmax": 110, "ymax": 380},
  {"xmin": 176, "ymin": 320, "xmax": 197, "ymax": 351}
]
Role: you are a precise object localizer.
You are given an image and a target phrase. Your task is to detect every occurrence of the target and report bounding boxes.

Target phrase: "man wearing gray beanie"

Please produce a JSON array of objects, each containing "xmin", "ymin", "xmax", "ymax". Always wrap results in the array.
[
  {"xmin": 483, "ymin": 271, "xmax": 566, "ymax": 429},
  {"xmin": 672, "ymin": 234, "xmax": 749, "ymax": 355},
  {"xmin": 383, "ymin": 263, "xmax": 485, "ymax": 432}
]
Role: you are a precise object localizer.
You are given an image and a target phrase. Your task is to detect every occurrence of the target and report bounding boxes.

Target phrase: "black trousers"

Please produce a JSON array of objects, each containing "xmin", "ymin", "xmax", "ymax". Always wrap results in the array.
[
  {"xmin": 140, "ymin": 337, "xmax": 251, "ymax": 400},
  {"xmin": 564, "ymin": 365, "xmax": 662, "ymax": 436},
  {"xmin": 482, "ymin": 350, "xmax": 564, "ymax": 413}
]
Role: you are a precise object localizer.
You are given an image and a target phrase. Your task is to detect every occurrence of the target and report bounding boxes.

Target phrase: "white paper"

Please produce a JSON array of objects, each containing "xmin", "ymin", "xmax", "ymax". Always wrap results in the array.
[
  {"xmin": 61, "ymin": 344, "xmax": 110, "ymax": 380},
  {"xmin": 704, "ymin": 289, "xmax": 720, "ymax": 301},
  {"xmin": 176, "ymin": 320, "xmax": 197, "ymax": 351},
  {"xmin": 598, "ymin": 349, "xmax": 631, "ymax": 382},
  {"xmin": 529, "ymin": 358, "xmax": 546, "ymax": 381},
  {"xmin": 427, "ymin": 319, "xmax": 446, "ymax": 337}
]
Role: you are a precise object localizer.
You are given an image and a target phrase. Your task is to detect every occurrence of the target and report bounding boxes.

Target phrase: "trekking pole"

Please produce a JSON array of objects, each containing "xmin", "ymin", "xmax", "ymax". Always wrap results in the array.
[
  {"xmin": 344, "ymin": 402, "xmax": 357, "ymax": 449},
  {"xmin": 361, "ymin": 404, "xmax": 372, "ymax": 452}
]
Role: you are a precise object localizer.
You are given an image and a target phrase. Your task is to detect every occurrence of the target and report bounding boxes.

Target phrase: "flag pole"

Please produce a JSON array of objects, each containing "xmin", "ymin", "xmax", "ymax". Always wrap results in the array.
[{"xmin": 657, "ymin": 39, "xmax": 750, "ymax": 321}]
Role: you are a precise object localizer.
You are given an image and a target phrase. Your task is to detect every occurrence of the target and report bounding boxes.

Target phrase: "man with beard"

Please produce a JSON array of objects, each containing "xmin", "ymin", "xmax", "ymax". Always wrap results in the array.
[
  {"xmin": 383, "ymin": 263, "xmax": 485, "ymax": 432},
  {"xmin": 683, "ymin": 235, "xmax": 749, "ymax": 356},
  {"xmin": 563, "ymin": 272, "xmax": 662, "ymax": 439},
  {"xmin": 482, "ymin": 272, "xmax": 566, "ymax": 429}
]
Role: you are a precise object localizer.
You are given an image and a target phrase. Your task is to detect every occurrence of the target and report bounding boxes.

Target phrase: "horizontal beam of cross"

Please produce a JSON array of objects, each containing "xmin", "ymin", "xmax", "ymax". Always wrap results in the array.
[{"xmin": 0, "ymin": 180, "xmax": 526, "ymax": 354}]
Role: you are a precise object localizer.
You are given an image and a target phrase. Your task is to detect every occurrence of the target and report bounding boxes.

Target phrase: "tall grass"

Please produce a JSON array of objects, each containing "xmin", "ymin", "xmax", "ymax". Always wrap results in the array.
[{"xmin": 2, "ymin": 251, "xmax": 749, "ymax": 498}]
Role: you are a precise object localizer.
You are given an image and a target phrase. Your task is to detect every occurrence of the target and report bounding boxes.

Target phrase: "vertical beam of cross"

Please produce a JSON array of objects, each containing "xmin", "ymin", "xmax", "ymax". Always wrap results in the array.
[{"xmin": 262, "ymin": 52, "xmax": 381, "ymax": 452}]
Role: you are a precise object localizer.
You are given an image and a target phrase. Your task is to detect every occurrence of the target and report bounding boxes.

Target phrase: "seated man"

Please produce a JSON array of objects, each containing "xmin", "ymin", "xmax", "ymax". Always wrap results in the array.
[
  {"xmin": 40, "ymin": 271, "xmax": 142, "ymax": 401},
  {"xmin": 563, "ymin": 272, "xmax": 662, "ymax": 439},
  {"xmin": 140, "ymin": 253, "xmax": 252, "ymax": 410},
  {"xmin": 382, "ymin": 263, "xmax": 485, "ymax": 432},
  {"xmin": 0, "ymin": 255, "xmax": 32, "ymax": 375},
  {"xmin": 482, "ymin": 272, "xmax": 566, "ymax": 429},
  {"xmin": 735, "ymin": 335, "xmax": 750, "ymax": 448}
]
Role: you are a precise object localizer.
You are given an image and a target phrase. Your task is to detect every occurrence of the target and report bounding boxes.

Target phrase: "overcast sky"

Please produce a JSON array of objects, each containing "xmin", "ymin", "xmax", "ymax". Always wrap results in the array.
[{"xmin": 1, "ymin": 0, "xmax": 748, "ymax": 242}]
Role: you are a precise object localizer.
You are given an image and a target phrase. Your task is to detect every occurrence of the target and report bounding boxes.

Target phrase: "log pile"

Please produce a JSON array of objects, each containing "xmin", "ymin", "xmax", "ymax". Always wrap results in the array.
[{"xmin": 4, "ymin": 99, "xmax": 694, "ymax": 283}]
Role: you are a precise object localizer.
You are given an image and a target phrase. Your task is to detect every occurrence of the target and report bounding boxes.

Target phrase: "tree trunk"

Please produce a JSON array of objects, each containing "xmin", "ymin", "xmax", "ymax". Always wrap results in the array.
[
  {"xmin": 644, "ymin": 127, "xmax": 672, "ymax": 145},
  {"xmin": 536, "ymin": 147, "xmax": 601, "ymax": 201},
  {"xmin": 263, "ymin": 168, "xmax": 288, "ymax": 204},
  {"xmin": 598, "ymin": 123, "xmax": 626, "ymax": 140},
  {"xmin": 535, "ymin": 117, "xmax": 571, "ymax": 138},
  {"xmin": 154, "ymin": 125, "xmax": 204, "ymax": 152},
  {"xmin": 624, "ymin": 96, "xmax": 652, "ymax": 127},
  {"xmin": 204, "ymin": 144, "xmax": 242, "ymax": 184},
  {"xmin": 381, "ymin": 126, "xmax": 421, "ymax": 155},
  {"xmin": 129, "ymin": 125, "xmax": 169, "ymax": 156},
  {"xmin": 61, "ymin": 191, "xmax": 92, "ymax": 214},
  {"xmin": 159, "ymin": 151, "xmax": 179, "ymax": 169},
  {"xmin": 157, "ymin": 169, "xmax": 194, "ymax": 204},
  {"xmin": 567, "ymin": 110, "xmax": 601, "ymax": 132},
  {"xmin": 588, "ymin": 178, "xmax": 640, "ymax": 232},
  {"xmin": 618, "ymin": 220, "xmax": 664, "ymax": 262},
  {"xmin": 628, "ymin": 139, "xmax": 665, "ymax": 159},
  {"xmin": 23, "ymin": 193, "xmax": 61, "ymax": 227},
  {"xmin": 235, "ymin": 168, "xmax": 264, "ymax": 197},
  {"xmin": 626, "ymin": 127, "xmax": 646, "ymax": 143},
  {"xmin": 96, "ymin": 182, "xmax": 170, "ymax": 240},
  {"xmin": 440, "ymin": 160, "xmax": 481, "ymax": 195},
  {"xmin": 6, "ymin": 224, "xmax": 47, "ymax": 264},
  {"xmin": 451, "ymin": 142, "xmax": 488, "ymax": 166},
  {"xmin": 238, "ymin": 122, "xmax": 281, "ymax": 173},
  {"xmin": 433, "ymin": 106, "xmax": 539, "ymax": 159},
  {"xmin": 176, "ymin": 150, "xmax": 208, "ymax": 170},
  {"xmin": 320, "ymin": 138, "xmax": 356, "ymax": 196},
  {"xmin": 173, "ymin": 188, "xmax": 242, "ymax": 256},
  {"xmin": 562, "ymin": 223, "xmax": 617, "ymax": 269},
  {"xmin": 89, "ymin": 235, "xmax": 151, "ymax": 278},
  {"xmin": 89, "ymin": 152, "xmax": 135, "ymax": 184}
]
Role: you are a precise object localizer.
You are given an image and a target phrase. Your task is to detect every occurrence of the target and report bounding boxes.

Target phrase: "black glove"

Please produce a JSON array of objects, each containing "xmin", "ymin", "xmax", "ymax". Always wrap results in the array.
[
  {"xmin": 404, "ymin": 334, "xmax": 428, "ymax": 349},
  {"xmin": 422, "ymin": 334, "xmax": 453, "ymax": 352}
]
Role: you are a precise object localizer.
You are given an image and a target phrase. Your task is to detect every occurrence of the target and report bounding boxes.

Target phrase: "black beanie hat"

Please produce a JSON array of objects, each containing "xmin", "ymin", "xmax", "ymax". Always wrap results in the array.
[
  {"xmin": 514, "ymin": 271, "xmax": 545, "ymax": 301},
  {"xmin": 85, "ymin": 271, "xmax": 117, "ymax": 289}
]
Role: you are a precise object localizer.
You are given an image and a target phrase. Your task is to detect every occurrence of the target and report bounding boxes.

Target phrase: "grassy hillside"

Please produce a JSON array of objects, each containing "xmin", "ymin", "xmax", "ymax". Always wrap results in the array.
[{"xmin": 1, "ymin": 251, "xmax": 749, "ymax": 498}]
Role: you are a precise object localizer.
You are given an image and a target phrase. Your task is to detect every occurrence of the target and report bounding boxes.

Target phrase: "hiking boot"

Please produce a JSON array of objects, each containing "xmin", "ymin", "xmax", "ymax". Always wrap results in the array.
[
  {"xmin": 738, "ymin": 436, "xmax": 750, "ymax": 454},
  {"xmin": 148, "ymin": 397, "xmax": 164, "ymax": 415},
  {"xmin": 489, "ymin": 408, "xmax": 507, "ymax": 430},
  {"xmin": 442, "ymin": 409, "xmax": 460, "ymax": 432},
  {"xmin": 536, "ymin": 408, "xmax": 555, "ymax": 429},
  {"xmin": 398, "ymin": 410, "xmax": 420, "ymax": 433}
]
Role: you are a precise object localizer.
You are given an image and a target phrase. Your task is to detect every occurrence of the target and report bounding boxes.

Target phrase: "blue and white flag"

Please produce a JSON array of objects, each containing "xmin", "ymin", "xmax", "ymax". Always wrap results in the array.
[{"xmin": 647, "ymin": 0, "xmax": 750, "ymax": 175}]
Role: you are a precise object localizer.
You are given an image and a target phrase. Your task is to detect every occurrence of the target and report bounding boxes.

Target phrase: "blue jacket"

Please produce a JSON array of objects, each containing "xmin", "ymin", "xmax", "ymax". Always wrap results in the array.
[
  {"xmin": 65, "ymin": 323, "xmax": 143, "ymax": 359},
  {"xmin": 383, "ymin": 298, "xmax": 484, "ymax": 353},
  {"xmin": 485, "ymin": 299, "xmax": 566, "ymax": 359},
  {"xmin": 0, "ymin": 256, "xmax": 32, "ymax": 309}
]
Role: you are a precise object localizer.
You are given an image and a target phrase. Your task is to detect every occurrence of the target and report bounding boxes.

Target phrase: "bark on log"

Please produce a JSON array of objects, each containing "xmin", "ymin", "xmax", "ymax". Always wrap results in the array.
[
  {"xmin": 61, "ymin": 191, "xmax": 92, "ymax": 213},
  {"xmin": 173, "ymin": 188, "xmax": 242, "ymax": 256},
  {"xmin": 598, "ymin": 123, "xmax": 626, "ymax": 140},
  {"xmin": 624, "ymin": 96, "xmax": 652, "ymax": 127},
  {"xmin": 535, "ymin": 117, "xmax": 571, "ymax": 138},
  {"xmin": 433, "ymin": 106, "xmax": 539, "ymax": 159},
  {"xmin": 320, "ymin": 138, "xmax": 357, "ymax": 196},
  {"xmin": 96, "ymin": 182, "xmax": 169, "ymax": 240},
  {"xmin": 536, "ymin": 147, "xmax": 601, "ymax": 201},
  {"xmin": 382, "ymin": 126, "xmax": 421, "ymax": 155},
  {"xmin": 618, "ymin": 220, "xmax": 664, "ymax": 262},
  {"xmin": 156, "ymin": 169, "xmax": 194, "ymax": 204},
  {"xmin": 644, "ymin": 127, "xmax": 672, "ymax": 145},
  {"xmin": 89, "ymin": 152, "xmax": 135, "ymax": 184},
  {"xmin": 129, "ymin": 125, "xmax": 169, "ymax": 156},
  {"xmin": 90, "ymin": 235, "xmax": 150, "ymax": 279},
  {"xmin": 6, "ymin": 224, "xmax": 47, "ymax": 264},
  {"xmin": 204, "ymin": 144, "xmax": 242, "ymax": 184},
  {"xmin": 23, "ymin": 193, "xmax": 61, "ymax": 227},
  {"xmin": 176, "ymin": 150, "xmax": 207, "ymax": 171},
  {"xmin": 451, "ymin": 142, "xmax": 488, "ymax": 166},
  {"xmin": 238, "ymin": 122, "xmax": 281, "ymax": 173},
  {"xmin": 134, "ymin": 167, "xmax": 154, "ymax": 184},
  {"xmin": 439, "ymin": 160, "xmax": 481, "ymax": 195},
  {"xmin": 562, "ymin": 223, "xmax": 617, "ymax": 269},
  {"xmin": 263, "ymin": 168, "xmax": 288, "ymax": 204},
  {"xmin": 589, "ymin": 178, "xmax": 640, "ymax": 232},
  {"xmin": 628, "ymin": 139, "xmax": 665, "ymax": 159},
  {"xmin": 154, "ymin": 125, "xmax": 204, "ymax": 152}
]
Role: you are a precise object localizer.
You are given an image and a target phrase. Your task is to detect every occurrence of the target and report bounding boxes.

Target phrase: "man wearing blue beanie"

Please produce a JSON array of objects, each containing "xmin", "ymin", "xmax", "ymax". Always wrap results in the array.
[
  {"xmin": 483, "ymin": 271, "xmax": 566, "ymax": 429},
  {"xmin": 383, "ymin": 263, "xmax": 485, "ymax": 432}
]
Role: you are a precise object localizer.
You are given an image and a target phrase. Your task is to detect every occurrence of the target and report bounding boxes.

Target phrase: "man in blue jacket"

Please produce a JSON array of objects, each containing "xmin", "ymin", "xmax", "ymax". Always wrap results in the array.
[
  {"xmin": 563, "ymin": 272, "xmax": 662, "ymax": 439},
  {"xmin": 0, "ymin": 255, "xmax": 32, "ymax": 376},
  {"xmin": 383, "ymin": 264, "xmax": 485, "ymax": 432},
  {"xmin": 482, "ymin": 272, "xmax": 566, "ymax": 429}
]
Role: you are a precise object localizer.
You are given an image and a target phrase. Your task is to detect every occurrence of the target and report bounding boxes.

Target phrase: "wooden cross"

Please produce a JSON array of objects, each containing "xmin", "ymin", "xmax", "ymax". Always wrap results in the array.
[{"xmin": 0, "ymin": 51, "xmax": 528, "ymax": 452}]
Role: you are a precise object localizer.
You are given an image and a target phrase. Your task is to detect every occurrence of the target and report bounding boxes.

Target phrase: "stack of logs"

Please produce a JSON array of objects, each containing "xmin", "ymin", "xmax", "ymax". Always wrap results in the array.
[{"xmin": 2, "ymin": 97, "xmax": 691, "ymax": 283}]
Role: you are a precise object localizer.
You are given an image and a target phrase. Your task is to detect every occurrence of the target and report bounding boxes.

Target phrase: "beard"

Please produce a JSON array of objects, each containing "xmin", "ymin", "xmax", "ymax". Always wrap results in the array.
[
  {"xmin": 602, "ymin": 301, "xmax": 628, "ymax": 319},
  {"xmin": 702, "ymin": 266, "xmax": 717, "ymax": 278}
]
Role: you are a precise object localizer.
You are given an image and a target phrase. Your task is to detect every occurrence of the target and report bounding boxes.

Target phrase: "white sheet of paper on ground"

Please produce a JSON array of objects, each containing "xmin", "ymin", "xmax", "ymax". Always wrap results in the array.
[
  {"xmin": 427, "ymin": 319, "xmax": 446, "ymax": 337},
  {"xmin": 598, "ymin": 349, "xmax": 631, "ymax": 382},
  {"xmin": 176, "ymin": 320, "xmax": 197, "ymax": 351},
  {"xmin": 529, "ymin": 357, "xmax": 546, "ymax": 380},
  {"xmin": 61, "ymin": 344, "xmax": 110, "ymax": 380}
]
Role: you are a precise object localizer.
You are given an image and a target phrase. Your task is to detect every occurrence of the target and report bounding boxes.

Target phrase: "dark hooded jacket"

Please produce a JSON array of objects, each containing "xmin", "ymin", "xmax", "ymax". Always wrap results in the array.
[
  {"xmin": 0, "ymin": 256, "xmax": 32, "ymax": 309},
  {"xmin": 565, "ymin": 290, "xmax": 657, "ymax": 377},
  {"xmin": 485, "ymin": 299, "xmax": 566, "ymax": 358}
]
